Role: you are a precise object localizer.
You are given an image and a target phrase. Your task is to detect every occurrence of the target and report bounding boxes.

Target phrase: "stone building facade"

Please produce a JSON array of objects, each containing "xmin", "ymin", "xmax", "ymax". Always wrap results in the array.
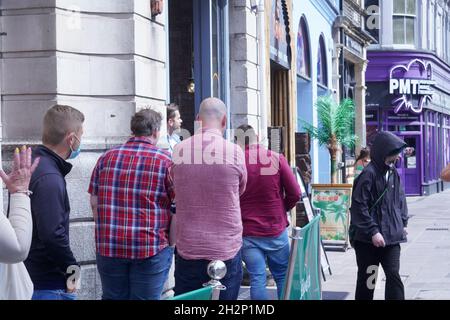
[{"xmin": 0, "ymin": 0, "xmax": 267, "ymax": 299}]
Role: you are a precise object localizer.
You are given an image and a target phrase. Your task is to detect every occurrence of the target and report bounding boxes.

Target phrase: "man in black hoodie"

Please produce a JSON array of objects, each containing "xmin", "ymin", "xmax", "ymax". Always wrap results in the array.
[
  {"xmin": 25, "ymin": 105, "xmax": 84, "ymax": 300},
  {"xmin": 350, "ymin": 131, "xmax": 409, "ymax": 300}
]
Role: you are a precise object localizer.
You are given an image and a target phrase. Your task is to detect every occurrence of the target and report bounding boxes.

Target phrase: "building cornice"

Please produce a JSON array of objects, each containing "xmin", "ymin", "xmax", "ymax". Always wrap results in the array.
[
  {"xmin": 334, "ymin": 16, "xmax": 376, "ymax": 45},
  {"xmin": 310, "ymin": 0, "xmax": 339, "ymax": 25},
  {"xmin": 368, "ymin": 49, "xmax": 450, "ymax": 73}
]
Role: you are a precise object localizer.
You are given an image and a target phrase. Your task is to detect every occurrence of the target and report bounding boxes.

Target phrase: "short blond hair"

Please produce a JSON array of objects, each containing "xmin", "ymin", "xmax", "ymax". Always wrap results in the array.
[{"xmin": 42, "ymin": 105, "xmax": 85, "ymax": 146}]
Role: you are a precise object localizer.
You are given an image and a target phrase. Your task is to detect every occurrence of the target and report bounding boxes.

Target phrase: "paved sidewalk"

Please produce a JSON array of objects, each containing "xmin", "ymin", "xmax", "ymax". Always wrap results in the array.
[{"xmin": 322, "ymin": 190, "xmax": 450, "ymax": 300}]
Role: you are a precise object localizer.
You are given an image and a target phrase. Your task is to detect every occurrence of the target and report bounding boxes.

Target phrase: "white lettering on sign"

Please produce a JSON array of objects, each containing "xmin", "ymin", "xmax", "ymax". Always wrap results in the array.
[
  {"xmin": 388, "ymin": 59, "xmax": 436, "ymax": 114},
  {"xmin": 389, "ymin": 79, "xmax": 435, "ymax": 95}
]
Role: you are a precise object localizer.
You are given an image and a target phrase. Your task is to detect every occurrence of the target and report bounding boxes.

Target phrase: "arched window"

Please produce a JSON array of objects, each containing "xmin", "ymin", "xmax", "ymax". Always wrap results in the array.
[
  {"xmin": 297, "ymin": 17, "xmax": 311, "ymax": 78},
  {"xmin": 317, "ymin": 36, "xmax": 328, "ymax": 87}
]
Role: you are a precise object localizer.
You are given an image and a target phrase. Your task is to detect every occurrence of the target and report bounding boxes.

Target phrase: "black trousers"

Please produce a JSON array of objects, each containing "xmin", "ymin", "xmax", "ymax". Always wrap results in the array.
[{"xmin": 354, "ymin": 241, "xmax": 405, "ymax": 300}]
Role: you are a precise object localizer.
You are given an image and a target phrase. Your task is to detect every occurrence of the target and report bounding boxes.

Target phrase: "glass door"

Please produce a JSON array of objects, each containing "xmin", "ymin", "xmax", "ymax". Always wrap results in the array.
[
  {"xmin": 193, "ymin": 0, "xmax": 230, "ymax": 129},
  {"xmin": 396, "ymin": 135, "xmax": 421, "ymax": 195}
]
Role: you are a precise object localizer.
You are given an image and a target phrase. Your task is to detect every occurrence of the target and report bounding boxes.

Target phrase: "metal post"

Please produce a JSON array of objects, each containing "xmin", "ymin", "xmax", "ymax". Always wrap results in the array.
[
  {"xmin": 317, "ymin": 213, "xmax": 323, "ymax": 299},
  {"xmin": 203, "ymin": 260, "xmax": 227, "ymax": 300},
  {"xmin": 282, "ymin": 227, "xmax": 303, "ymax": 300}
]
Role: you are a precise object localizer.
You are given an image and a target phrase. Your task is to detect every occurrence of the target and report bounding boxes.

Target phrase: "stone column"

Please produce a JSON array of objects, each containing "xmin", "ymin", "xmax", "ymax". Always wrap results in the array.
[
  {"xmin": 0, "ymin": 0, "xmax": 168, "ymax": 299},
  {"xmin": 229, "ymin": 0, "xmax": 263, "ymax": 136}
]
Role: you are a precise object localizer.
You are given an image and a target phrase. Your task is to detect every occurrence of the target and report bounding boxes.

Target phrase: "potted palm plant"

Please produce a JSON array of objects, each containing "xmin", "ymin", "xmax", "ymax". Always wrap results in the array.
[{"xmin": 302, "ymin": 95, "xmax": 358, "ymax": 184}]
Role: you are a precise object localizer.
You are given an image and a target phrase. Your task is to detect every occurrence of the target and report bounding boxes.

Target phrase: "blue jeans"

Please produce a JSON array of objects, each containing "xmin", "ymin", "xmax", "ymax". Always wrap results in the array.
[
  {"xmin": 242, "ymin": 229, "xmax": 290, "ymax": 300},
  {"xmin": 174, "ymin": 250, "xmax": 243, "ymax": 300},
  {"xmin": 32, "ymin": 290, "xmax": 77, "ymax": 300},
  {"xmin": 97, "ymin": 246, "xmax": 174, "ymax": 300}
]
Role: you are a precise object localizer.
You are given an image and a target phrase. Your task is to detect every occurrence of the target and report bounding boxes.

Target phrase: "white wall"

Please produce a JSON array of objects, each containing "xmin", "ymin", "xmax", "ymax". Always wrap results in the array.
[{"xmin": 292, "ymin": 0, "xmax": 335, "ymax": 183}]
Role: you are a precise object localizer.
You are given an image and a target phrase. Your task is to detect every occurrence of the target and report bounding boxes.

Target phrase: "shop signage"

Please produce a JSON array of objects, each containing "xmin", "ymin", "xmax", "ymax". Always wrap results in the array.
[
  {"xmin": 311, "ymin": 184, "xmax": 352, "ymax": 251},
  {"xmin": 389, "ymin": 59, "xmax": 436, "ymax": 114},
  {"xmin": 151, "ymin": 0, "xmax": 163, "ymax": 17},
  {"xmin": 283, "ymin": 215, "xmax": 322, "ymax": 300},
  {"xmin": 270, "ymin": 0, "xmax": 290, "ymax": 69},
  {"xmin": 344, "ymin": 34, "xmax": 363, "ymax": 56}
]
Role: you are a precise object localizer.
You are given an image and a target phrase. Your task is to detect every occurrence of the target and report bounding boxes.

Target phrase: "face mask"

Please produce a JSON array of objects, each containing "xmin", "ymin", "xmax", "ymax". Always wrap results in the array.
[{"xmin": 69, "ymin": 135, "xmax": 82, "ymax": 160}]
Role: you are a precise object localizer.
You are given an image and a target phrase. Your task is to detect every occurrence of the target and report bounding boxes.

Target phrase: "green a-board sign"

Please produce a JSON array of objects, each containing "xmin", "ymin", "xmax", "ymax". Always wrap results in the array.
[
  {"xmin": 311, "ymin": 184, "xmax": 352, "ymax": 250},
  {"xmin": 283, "ymin": 215, "xmax": 322, "ymax": 300}
]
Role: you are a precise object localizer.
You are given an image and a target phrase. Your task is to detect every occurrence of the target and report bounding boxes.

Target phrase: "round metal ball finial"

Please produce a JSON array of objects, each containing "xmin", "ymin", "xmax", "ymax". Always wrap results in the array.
[{"xmin": 207, "ymin": 260, "xmax": 227, "ymax": 281}]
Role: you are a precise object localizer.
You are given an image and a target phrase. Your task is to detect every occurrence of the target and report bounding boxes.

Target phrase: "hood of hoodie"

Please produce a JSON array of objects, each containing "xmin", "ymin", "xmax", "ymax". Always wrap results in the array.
[{"xmin": 370, "ymin": 131, "xmax": 407, "ymax": 172}]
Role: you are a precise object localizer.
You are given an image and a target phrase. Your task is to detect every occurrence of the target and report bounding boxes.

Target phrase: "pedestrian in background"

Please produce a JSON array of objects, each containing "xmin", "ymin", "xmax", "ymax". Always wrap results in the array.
[
  {"xmin": 165, "ymin": 103, "xmax": 183, "ymax": 244},
  {"xmin": 166, "ymin": 103, "xmax": 183, "ymax": 155},
  {"xmin": 350, "ymin": 131, "xmax": 409, "ymax": 300},
  {"xmin": 354, "ymin": 147, "xmax": 370, "ymax": 178},
  {"xmin": 235, "ymin": 124, "xmax": 300, "ymax": 300},
  {"xmin": 171, "ymin": 97, "xmax": 247, "ymax": 300},
  {"xmin": 441, "ymin": 163, "xmax": 450, "ymax": 182},
  {"xmin": 89, "ymin": 109, "xmax": 174, "ymax": 300}
]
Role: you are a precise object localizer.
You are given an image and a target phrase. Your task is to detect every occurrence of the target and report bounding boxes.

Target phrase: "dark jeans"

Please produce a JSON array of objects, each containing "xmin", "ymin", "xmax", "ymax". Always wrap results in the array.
[
  {"xmin": 354, "ymin": 241, "xmax": 405, "ymax": 300},
  {"xmin": 97, "ymin": 246, "xmax": 174, "ymax": 300},
  {"xmin": 174, "ymin": 250, "xmax": 243, "ymax": 300}
]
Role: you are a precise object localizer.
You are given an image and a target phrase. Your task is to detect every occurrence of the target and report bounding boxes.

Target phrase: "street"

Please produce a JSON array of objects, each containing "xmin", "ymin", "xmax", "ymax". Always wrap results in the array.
[{"xmin": 322, "ymin": 189, "xmax": 450, "ymax": 300}]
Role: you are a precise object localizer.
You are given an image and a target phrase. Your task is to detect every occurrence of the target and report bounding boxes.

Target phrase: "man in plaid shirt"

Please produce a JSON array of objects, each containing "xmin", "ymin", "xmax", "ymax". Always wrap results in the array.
[{"xmin": 88, "ymin": 109, "xmax": 175, "ymax": 300}]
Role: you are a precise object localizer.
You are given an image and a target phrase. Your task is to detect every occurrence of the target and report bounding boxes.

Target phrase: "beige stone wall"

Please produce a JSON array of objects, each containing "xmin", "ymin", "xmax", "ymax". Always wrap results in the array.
[{"xmin": 0, "ymin": 0, "xmax": 168, "ymax": 299}]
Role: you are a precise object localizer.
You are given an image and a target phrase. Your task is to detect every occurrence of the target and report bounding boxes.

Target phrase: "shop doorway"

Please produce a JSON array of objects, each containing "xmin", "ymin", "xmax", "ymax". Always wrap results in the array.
[
  {"xmin": 270, "ymin": 62, "xmax": 292, "ymax": 158},
  {"xmin": 396, "ymin": 135, "xmax": 421, "ymax": 196},
  {"xmin": 169, "ymin": 0, "xmax": 230, "ymax": 136},
  {"xmin": 168, "ymin": 0, "xmax": 195, "ymax": 135}
]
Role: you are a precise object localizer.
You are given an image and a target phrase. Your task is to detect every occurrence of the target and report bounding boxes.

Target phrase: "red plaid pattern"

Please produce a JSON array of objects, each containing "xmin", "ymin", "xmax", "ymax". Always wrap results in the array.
[{"xmin": 88, "ymin": 137, "xmax": 174, "ymax": 259}]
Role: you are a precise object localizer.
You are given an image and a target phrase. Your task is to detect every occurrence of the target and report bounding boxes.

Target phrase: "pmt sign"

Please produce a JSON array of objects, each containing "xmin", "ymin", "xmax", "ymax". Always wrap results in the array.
[
  {"xmin": 388, "ymin": 59, "xmax": 436, "ymax": 114},
  {"xmin": 389, "ymin": 78, "xmax": 434, "ymax": 95}
]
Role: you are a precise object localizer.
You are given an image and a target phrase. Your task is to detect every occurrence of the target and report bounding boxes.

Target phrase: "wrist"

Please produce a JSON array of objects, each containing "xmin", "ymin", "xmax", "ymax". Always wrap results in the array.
[
  {"xmin": 11, "ymin": 190, "xmax": 33, "ymax": 196},
  {"xmin": 370, "ymin": 229, "xmax": 380, "ymax": 237}
]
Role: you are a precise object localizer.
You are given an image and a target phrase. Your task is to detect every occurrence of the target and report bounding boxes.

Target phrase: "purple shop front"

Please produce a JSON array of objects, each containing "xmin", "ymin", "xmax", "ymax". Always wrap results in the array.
[{"xmin": 366, "ymin": 51, "xmax": 450, "ymax": 196}]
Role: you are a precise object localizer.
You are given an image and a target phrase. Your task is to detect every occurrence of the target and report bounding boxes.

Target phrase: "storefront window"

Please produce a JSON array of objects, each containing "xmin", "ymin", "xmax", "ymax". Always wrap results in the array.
[
  {"xmin": 444, "ymin": 115, "xmax": 450, "ymax": 168},
  {"xmin": 317, "ymin": 36, "xmax": 328, "ymax": 86},
  {"xmin": 366, "ymin": 109, "xmax": 377, "ymax": 122},
  {"xmin": 425, "ymin": 111, "xmax": 439, "ymax": 181},
  {"xmin": 367, "ymin": 124, "xmax": 379, "ymax": 146},
  {"xmin": 393, "ymin": 0, "xmax": 416, "ymax": 45},
  {"xmin": 297, "ymin": 17, "xmax": 311, "ymax": 78},
  {"xmin": 403, "ymin": 137, "xmax": 417, "ymax": 169}
]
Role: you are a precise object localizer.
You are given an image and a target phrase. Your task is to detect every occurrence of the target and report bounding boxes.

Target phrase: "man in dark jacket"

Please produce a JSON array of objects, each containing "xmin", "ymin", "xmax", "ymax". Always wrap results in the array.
[
  {"xmin": 25, "ymin": 105, "xmax": 84, "ymax": 300},
  {"xmin": 350, "ymin": 131, "xmax": 409, "ymax": 300}
]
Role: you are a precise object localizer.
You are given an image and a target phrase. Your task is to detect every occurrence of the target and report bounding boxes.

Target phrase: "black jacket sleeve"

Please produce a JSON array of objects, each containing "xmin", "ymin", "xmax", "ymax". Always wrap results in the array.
[
  {"xmin": 31, "ymin": 174, "xmax": 78, "ymax": 274},
  {"xmin": 399, "ymin": 178, "xmax": 409, "ymax": 227},
  {"xmin": 350, "ymin": 171, "xmax": 380, "ymax": 238}
]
